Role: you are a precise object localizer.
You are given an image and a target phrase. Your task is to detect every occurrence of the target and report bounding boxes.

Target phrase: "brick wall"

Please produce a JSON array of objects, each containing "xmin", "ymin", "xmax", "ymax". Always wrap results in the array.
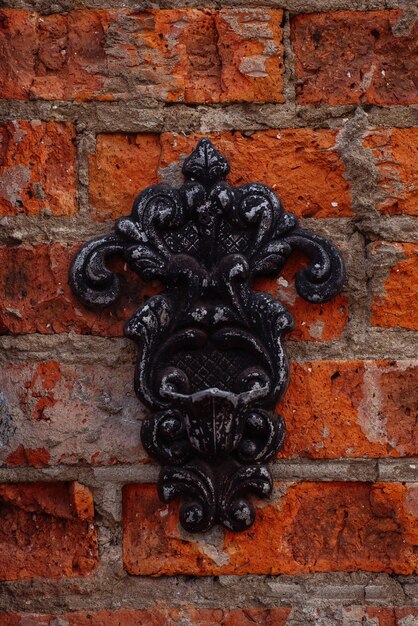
[{"xmin": 0, "ymin": 0, "xmax": 417, "ymax": 624}]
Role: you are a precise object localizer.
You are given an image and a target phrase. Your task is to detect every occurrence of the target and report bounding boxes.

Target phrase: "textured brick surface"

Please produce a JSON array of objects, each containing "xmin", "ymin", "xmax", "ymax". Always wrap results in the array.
[
  {"xmin": 0, "ymin": 241, "xmax": 348, "ymax": 341},
  {"xmin": 123, "ymin": 482, "xmax": 418, "ymax": 576},
  {"xmin": 0, "ymin": 360, "xmax": 144, "ymax": 467},
  {"xmin": 1, "ymin": 0, "xmax": 417, "ymax": 616},
  {"xmin": 0, "ymin": 609, "xmax": 291, "ymax": 625},
  {"xmin": 370, "ymin": 242, "xmax": 418, "ymax": 330},
  {"xmin": 0, "ymin": 482, "xmax": 97, "ymax": 580},
  {"xmin": 342, "ymin": 607, "xmax": 418, "ymax": 625},
  {"xmin": 292, "ymin": 11, "xmax": 418, "ymax": 105},
  {"xmin": 90, "ymin": 130, "xmax": 351, "ymax": 220},
  {"xmin": 279, "ymin": 360, "xmax": 418, "ymax": 459},
  {"xmin": 1, "ymin": 608, "xmax": 418, "ymax": 624},
  {"xmin": 0, "ymin": 244, "xmax": 142, "ymax": 335},
  {"xmin": 2, "ymin": 359, "xmax": 415, "ymax": 467},
  {"xmin": 89, "ymin": 133, "xmax": 161, "ymax": 220},
  {"xmin": 0, "ymin": 120, "xmax": 77, "ymax": 216},
  {"xmin": 0, "ymin": 9, "xmax": 284, "ymax": 103},
  {"xmin": 364, "ymin": 129, "xmax": 418, "ymax": 216}
]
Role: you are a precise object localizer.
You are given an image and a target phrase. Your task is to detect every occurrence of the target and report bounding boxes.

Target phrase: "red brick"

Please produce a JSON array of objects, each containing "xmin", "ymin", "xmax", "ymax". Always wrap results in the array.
[
  {"xmin": 215, "ymin": 10, "xmax": 284, "ymax": 103},
  {"xmin": 0, "ymin": 243, "xmax": 143, "ymax": 335},
  {"xmin": 279, "ymin": 360, "xmax": 418, "ymax": 459},
  {"xmin": 2, "ymin": 359, "xmax": 415, "ymax": 466},
  {"xmin": 0, "ymin": 9, "xmax": 284, "ymax": 103},
  {"xmin": 5, "ymin": 445, "xmax": 51, "ymax": 468},
  {"xmin": 0, "ymin": 10, "xmax": 109, "ymax": 101},
  {"xmin": 0, "ymin": 120, "xmax": 77, "ymax": 216},
  {"xmin": 90, "ymin": 130, "xmax": 351, "ymax": 221},
  {"xmin": 343, "ymin": 607, "xmax": 418, "ymax": 626},
  {"xmin": 292, "ymin": 11, "xmax": 418, "ymax": 105},
  {"xmin": 0, "ymin": 10, "xmax": 38, "ymax": 99},
  {"xmin": 370, "ymin": 242, "xmax": 418, "ymax": 330},
  {"xmin": 0, "ymin": 360, "xmax": 144, "ymax": 466},
  {"xmin": 0, "ymin": 482, "xmax": 97, "ymax": 580},
  {"xmin": 2, "ymin": 607, "xmax": 418, "ymax": 625},
  {"xmin": 1, "ymin": 239, "xmax": 346, "ymax": 342},
  {"xmin": 123, "ymin": 482, "xmax": 418, "ymax": 576},
  {"xmin": 0, "ymin": 609, "xmax": 291, "ymax": 626},
  {"xmin": 89, "ymin": 133, "xmax": 161, "ymax": 220},
  {"xmin": 364, "ymin": 129, "xmax": 418, "ymax": 216}
]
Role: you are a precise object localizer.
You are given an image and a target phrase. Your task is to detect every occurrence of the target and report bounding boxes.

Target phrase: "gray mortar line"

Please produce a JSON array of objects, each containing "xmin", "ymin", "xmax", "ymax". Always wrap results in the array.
[
  {"xmin": 0, "ymin": 572, "xmax": 415, "ymax": 613},
  {"xmin": 76, "ymin": 131, "xmax": 97, "ymax": 218},
  {"xmin": 334, "ymin": 109, "xmax": 389, "ymax": 357},
  {"xmin": 0, "ymin": 102, "xmax": 417, "ymax": 132},
  {"xmin": 0, "ymin": 0, "xmax": 405, "ymax": 12},
  {"xmin": 0, "ymin": 216, "xmax": 416, "ymax": 246},
  {"xmin": 281, "ymin": 9, "xmax": 296, "ymax": 107},
  {"xmin": 1, "ymin": 330, "xmax": 417, "ymax": 364},
  {"xmin": 0, "ymin": 458, "xmax": 416, "ymax": 484}
]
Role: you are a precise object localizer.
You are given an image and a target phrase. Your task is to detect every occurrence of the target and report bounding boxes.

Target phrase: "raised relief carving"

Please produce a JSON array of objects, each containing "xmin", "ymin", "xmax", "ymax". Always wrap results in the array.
[{"xmin": 70, "ymin": 139, "xmax": 345, "ymax": 532}]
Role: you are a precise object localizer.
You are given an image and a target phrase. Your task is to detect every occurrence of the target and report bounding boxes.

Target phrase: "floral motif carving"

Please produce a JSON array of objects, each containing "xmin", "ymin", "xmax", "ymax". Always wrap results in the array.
[{"xmin": 70, "ymin": 139, "xmax": 345, "ymax": 532}]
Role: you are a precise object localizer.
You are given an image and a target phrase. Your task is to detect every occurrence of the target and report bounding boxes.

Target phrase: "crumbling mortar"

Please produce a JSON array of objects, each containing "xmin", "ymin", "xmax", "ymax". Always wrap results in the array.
[
  {"xmin": 1, "ymin": 100, "xmax": 417, "ymax": 133},
  {"xmin": 0, "ymin": 573, "xmax": 415, "ymax": 614},
  {"xmin": 0, "ymin": 458, "xmax": 416, "ymax": 485},
  {"xmin": 0, "ymin": 0, "xmax": 405, "ymax": 13},
  {"xmin": 1, "ymin": 330, "xmax": 417, "ymax": 368},
  {"xmin": 280, "ymin": 9, "xmax": 296, "ymax": 107},
  {"xmin": 392, "ymin": 0, "xmax": 418, "ymax": 36},
  {"xmin": 334, "ymin": 109, "xmax": 389, "ymax": 353},
  {"xmin": 76, "ymin": 131, "xmax": 96, "ymax": 218},
  {"xmin": 0, "ymin": 214, "xmax": 416, "ymax": 247},
  {"xmin": 365, "ymin": 240, "xmax": 407, "ymax": 310}
]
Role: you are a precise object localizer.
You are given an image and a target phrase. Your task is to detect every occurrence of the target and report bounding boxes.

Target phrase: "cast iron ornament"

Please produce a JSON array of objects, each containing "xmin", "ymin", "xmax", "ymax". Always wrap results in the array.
[{"xmin": 70, "ymin": 139, "xmax": 345, "ymax": 533}]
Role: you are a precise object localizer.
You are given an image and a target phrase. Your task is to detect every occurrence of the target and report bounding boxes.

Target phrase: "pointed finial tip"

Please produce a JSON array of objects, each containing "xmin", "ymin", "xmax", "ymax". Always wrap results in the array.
[{"xmin": 182, "ymin": 137, "xmax": 230, "ymax": 186}]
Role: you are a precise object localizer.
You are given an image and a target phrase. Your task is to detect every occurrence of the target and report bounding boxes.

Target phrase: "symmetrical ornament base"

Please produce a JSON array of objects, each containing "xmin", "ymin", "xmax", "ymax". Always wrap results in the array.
[{"xmin": 70, "ymin": 139, "xmax": 344, "ymax": 532}]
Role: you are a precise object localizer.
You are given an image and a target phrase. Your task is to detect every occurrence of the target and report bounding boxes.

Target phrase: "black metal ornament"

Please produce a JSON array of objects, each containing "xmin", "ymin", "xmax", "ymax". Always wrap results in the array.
[{"xmin": 69, "ymin": 139, "xmax": 345, "ymax": 532}]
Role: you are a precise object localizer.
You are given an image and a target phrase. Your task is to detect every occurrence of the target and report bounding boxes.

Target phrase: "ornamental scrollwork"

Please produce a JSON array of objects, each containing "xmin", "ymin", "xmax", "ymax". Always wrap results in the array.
[{"xmin": 70, "ymin": 138, "xmax": 345, "ymax": 532}]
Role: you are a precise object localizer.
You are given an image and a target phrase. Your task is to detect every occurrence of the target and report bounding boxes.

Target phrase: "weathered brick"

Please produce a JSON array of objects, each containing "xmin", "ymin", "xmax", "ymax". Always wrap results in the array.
[
  {"xmin": 0, "ymin": 241, "xmax": 346, "ymax": 341},
  {"xmin": 2, "ymin": 608, "xmax": 418, "ymax": 625},
  {"xmin": 369, "ymin": 242, "xmax": 418, "ymax": 330},
  {"xmin": 0, "ymin": 482, "xmax": 97, "ymax": 580},
  {"xmin": 342, "ymin": 607, "xmax": 418, "ymax": 626},
  {"xmin": 0, "ymin": 10, "xmax": 111, "ymax": 101},
  {"xmin": 89, "ymin": 133, "xmax": 161, "ymax": 220},
  {"xmin": 90, "ymin": 130, "xmax": 351, "ymax": 220},
  {"xmin": 364, "ymin": 128, "xmax": 418, "ymax": 216},
  {"xmin": 0, "ymin": 243, "xmax": 143, "ymax": 335},
  {"xmin": 0, "ymin": 10, "xmax": 38, "ymax": 99},
  {"xmin": 161, "ymin": 131, "xmax": 351, "ymax": 217},
  {"xmin": 0, "ymin": 360, "xmax": 144, "ymax": 466},
  {"xmin": 123, "ymin": 482, "xmax": 418, "ymax": 576},
  {"xmin": 0, "ymin": 609, "xmax": 291, "ymax": 625},
  {"xmin": 0, "ymin": 120, "xmax": 77, "ymax": 216},
  {"xmin": 1, "ymin": 359, "xmax": 415, "ymax": 466},
  {"xmin": 0, "ymin": 9, "xmax": 284, "ymax": 103},
  {"xmin": 215, "ymin": 10, "xmax": 284, "ymax": 103},
  {"xmin": 292, "ymin": 11, "xmax": 418, "ymax": 105},
  {"xmin": 279, "ymin": 360, "xmax": 418, "ymax": 459}
]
